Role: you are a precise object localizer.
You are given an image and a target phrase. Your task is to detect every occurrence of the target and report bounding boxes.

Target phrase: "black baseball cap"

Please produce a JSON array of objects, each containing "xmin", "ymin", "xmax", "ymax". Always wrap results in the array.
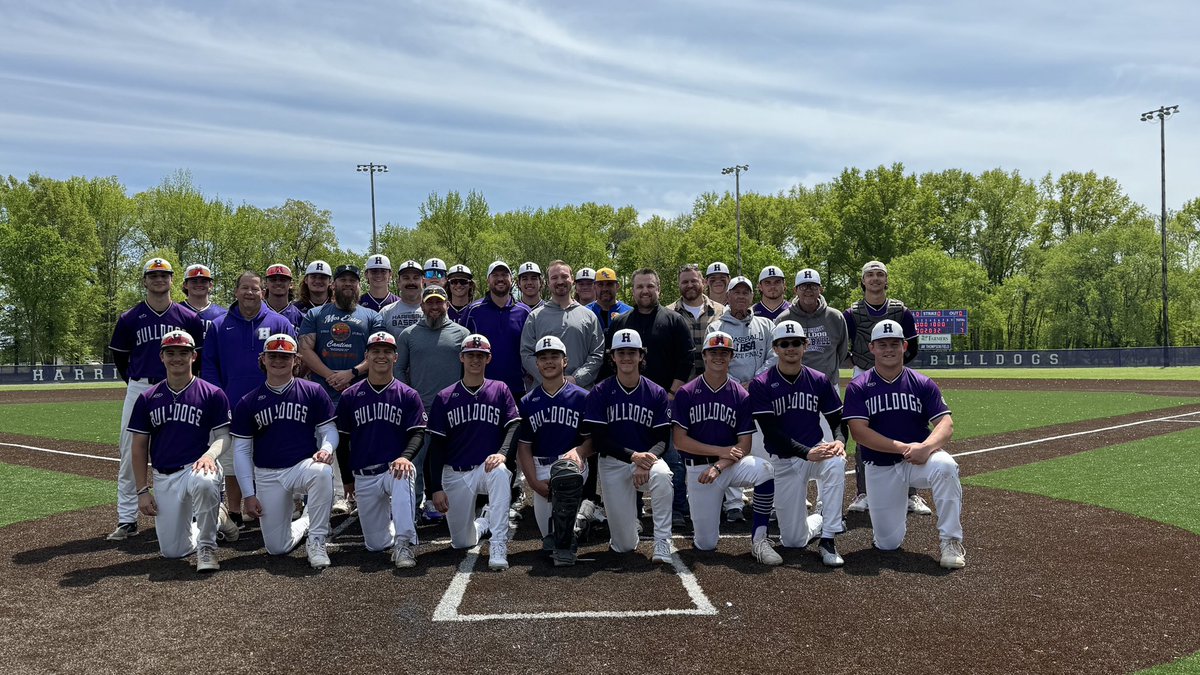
[{"xmin": 334, "ymin": 264, "xmax": 361, "ymax": 280}]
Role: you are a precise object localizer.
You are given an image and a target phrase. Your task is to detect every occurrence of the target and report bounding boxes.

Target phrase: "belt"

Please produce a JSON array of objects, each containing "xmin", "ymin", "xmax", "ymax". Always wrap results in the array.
[
  {"xmin": 157, "ymin": 465, "xmax": 188, "ymax": 475},
  {"xmin": 353, "ymin": 463, "xmax": 389, "ymax": 477},
  {"xmin": 534, "ymin": 456, "xmax": 558, "ymax": 466},
  {"xmin": 683, "ymin": 456, "xmax": 718, "ymax": 466},
  {"xmin": 449, "ymin": 464, "xmax": 479, "ymax": 472}
]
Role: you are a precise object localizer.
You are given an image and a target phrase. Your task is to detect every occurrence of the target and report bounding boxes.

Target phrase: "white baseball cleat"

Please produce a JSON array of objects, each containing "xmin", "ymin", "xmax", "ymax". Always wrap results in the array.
[
  {"xmin": 940, "ymin": 538, "xmax": 966, "ymax": 569},
  {"xmin": 331, "ymin": 498, "xmax": 355, "ymax": 516},
  {"xmin": 652, "ymin": 538, "xmax": 673, "ymax": 564},
  {"xmin": 306, "ymin": 536, "xmax": 331, "ymax": 569},
  {"xmin": 488, "ymin": 541, "xmax": 509, "ymax": 570},
  {"xmin": 217, "ymin": 505, "xmax": 240, "ymax": 542},
  {"xmin": 907, "ymin": 494, "xmax": 932, "ymax": 515},
  {"xmin": 818, "ymin": 538, "xmax": 844, "ymax": 567},
  {"xmin": 847, "ymin": 493, "xmax": 869, "ymax": 512},
  {"xmin": 392, "ymin": 542, "xmax": 417, "ymax": 569},
  {"xmin": 106, "ymin": 522, "xmax": 138, "ymax": 541},
  {"xmin": 752, "ymin": 537, "xmax": 783, "ymax": 566},
  {"xmin": 196, "ymin": 545, "xmax": 219, "ymax": 572}
]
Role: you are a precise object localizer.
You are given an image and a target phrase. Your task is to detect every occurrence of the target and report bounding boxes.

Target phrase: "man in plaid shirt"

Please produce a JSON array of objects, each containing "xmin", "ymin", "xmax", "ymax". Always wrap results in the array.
[{"xmin": 670, "ymin": 264, "xmax": 725, "ymax": 381}]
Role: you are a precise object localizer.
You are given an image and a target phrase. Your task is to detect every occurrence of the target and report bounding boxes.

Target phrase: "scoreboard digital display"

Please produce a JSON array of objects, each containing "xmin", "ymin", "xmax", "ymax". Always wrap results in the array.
[{"xmin": 913, "ymin": 309, "xmax": 968, "ymax": 335}]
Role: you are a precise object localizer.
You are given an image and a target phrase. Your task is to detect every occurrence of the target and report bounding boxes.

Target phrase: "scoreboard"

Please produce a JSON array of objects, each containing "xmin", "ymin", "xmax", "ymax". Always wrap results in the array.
[{"xmin": 913, "ymin": 309, "xmax": 968, "ymax": 336}]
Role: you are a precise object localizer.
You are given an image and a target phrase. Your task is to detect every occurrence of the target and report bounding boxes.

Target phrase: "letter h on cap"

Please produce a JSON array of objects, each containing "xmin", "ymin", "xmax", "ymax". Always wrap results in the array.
[
  {"xmin": 882, "ymin": 323, "xmax": 894, "ymax": 334},
  {"xmin": 620, "ymin": 333, "xmax": 632, "ymax": 343}
]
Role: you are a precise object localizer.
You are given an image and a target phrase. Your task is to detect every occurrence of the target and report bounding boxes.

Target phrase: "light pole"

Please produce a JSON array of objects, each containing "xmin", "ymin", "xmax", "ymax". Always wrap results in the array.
[
  {"xmin": 721, "ymin": 164, "xmax": 749, "ymax": 276},
  {"xmin": 356, "ymin": 163, "xmax": 388, "ymax": 253},
  {"xmin": 1140, "ymin": 105, "xmax": 1179, "ymax": 367}
]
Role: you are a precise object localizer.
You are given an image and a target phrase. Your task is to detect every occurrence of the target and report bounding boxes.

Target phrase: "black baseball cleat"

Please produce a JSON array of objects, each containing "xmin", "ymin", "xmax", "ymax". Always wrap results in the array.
[{"xmin": 106, "ymin": 522, "xmax": 138, "ymax": 541}]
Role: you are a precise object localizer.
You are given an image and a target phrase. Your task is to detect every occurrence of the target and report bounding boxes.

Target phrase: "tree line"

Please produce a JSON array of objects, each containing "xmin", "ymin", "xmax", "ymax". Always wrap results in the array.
[{"xmin": 2, "ymin": 165, "xmax": 1198, "ymax": 365}]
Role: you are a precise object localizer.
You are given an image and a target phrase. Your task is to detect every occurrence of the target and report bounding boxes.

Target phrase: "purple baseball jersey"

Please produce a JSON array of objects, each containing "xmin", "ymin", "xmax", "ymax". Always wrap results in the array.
[
  {"xmin": 427, "ymin": 379, "xmax": 520, "ymax": 466},
  {"xmin": 184, "ymin": 301, "xmax": 226, "ymax": 341},
  {"xmin": 109, "ymin": 302, "xmax": 206, "ymax": 381},
  {"xmin": 670, "ymin": 376, "xmax": 754, "ymax": 460},
  {"xmin": 127, "ymin": 377, "xmax": 231, "ymax": 471},
  {"xmin": 583, "ymin": 376, "xmax": 671, "ymax": 456},
  {"xmin": 752, "ymin": 300, "xmax": 792, "ymax": 323},
  {"xmin": 749, "ymin": 365, "xmax": 843, "ymax": 452},
  {"xmin": 230, "ymin": 378, "xmax": 337, "ymax": 469},
  {"xmin": 336, "ymin": 378, "xmax": 427, "ymax": 471},
  {"xmin": 842, "ymin": 367, "xmax": 951, "ymax": 467},
  {"xmin": 360, "ymin": 292, "xmax": 401, "ymax": 313},
  {"xmin": 517, "ymin": 382, "xmax": 589, "ymax": 458}
]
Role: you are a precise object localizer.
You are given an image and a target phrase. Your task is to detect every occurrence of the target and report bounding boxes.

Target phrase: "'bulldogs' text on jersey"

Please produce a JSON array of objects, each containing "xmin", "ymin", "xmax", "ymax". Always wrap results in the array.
[
  {"xmin": 127, "ymin": 378, "xmax": 231, "ymax": 471},
  {"xmin": 749, "ymin": 365, "xmax": 843, "ymax": 452},
  {"xmin": 583, "ymin": 376, "xmax": 671, "ymax": 457},
  {"xmin": 518, "ymin": 382, "xmax": 588, "ymax": 458},
  {"xmin": 336, "ymin": 378, "xmax": 427, "ymax": 471},
  {"xmin": 842, "ymin": 367, "xmax": 950, "ymax": 467},
  {"xmin": 671, "ymin": 377, "xmax": 753, "ymax": 458},
  {"xmin": 231, "ymin": 379, "xmax": 336, "ymax": 469},
  {"xmin": 427, "ymin": 379, "xmax": 520, "ymax": 466}
]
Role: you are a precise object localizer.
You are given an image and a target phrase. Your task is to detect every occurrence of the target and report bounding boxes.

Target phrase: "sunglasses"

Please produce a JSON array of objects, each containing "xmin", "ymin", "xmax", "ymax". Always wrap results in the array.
[
  {"xmin": 424, "ymin": 270, "xmax": 446, "ymax": 279},
  {"xmin": 448, "ymin": 278, "xmax": 469, "ymax": 286},
  {"xmin": 775, "ymin": 339, "xmax": 807, "ymax": 349}
]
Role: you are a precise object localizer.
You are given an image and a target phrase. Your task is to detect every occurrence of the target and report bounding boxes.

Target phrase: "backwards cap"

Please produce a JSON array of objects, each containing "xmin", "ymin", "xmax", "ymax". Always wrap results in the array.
[
  {"xmin": 702, "ymin": 331, "xmax": 735, "ymax": 351},
  {"xmin": 263, "ymin": 333, "xmax": 299, "ymax": 354},
  {"xmin": 143, "ymin": 258, "xmax": 173, "ymax": 275},
  {"xmin": 160, "ymin": 330, "xmax": 195, "ymax": 350}
]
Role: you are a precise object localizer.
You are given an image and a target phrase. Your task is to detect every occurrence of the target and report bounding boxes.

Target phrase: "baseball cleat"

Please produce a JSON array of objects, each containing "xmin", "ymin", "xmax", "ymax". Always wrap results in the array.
[
  {"xmin": 106, "ymin": 522, "xmax": 138, "ymax": 541},
  {"xmin": 552, "ymin": 548, "xmax": 577, "ymax": 567},
  {"xmin": 725, "ymin": 507, "xmax": 745, "ymax": 523},
  {"xmin": 306, "ymin": 536, "xmax": 331, "ymax": 569},
  {"xmin": 652, "ymin": 538, "xmax": 673, "ymax": 564},
  {"xmin": 752, "ymin": 537, "xmax": 783, "ymax": 566},
  {"xmin": 420, "ymin": 503, "xmax": 444, "ymax": 522},
  {"xmin": 907, "ymin": 494, "xmax": 932, "ymax": 515},
  {"xmin": 590, "ymin": 505, "xmax": 607, "ymax": 523},
  {"xmin": 939, "ymin": 538, "xmax": 966, "ymax": 569},
  {"xmin": 196, "ymin": 545, "xmax": 220, "ymax": 572},
  {"xmin": 392, "ymin": 543, "xmax": 417, "ymax": 569},
  {"xmin": 488, "ymin": 541, "xmax": 509, "ymax": 570},
  {"xmin": 847, "ymin": 493, "xmax": 869, "ymax": 512},
  {"xmin": 818, "ymin": 538, "xmax": 844, "ymax": 567},
  {"xmin": 331, "ymin": 498, "xmax": 355, "ymax": 516},
  {"xmin": 217, "ymin": 505, "xmax": 240, "ymax": 542}
]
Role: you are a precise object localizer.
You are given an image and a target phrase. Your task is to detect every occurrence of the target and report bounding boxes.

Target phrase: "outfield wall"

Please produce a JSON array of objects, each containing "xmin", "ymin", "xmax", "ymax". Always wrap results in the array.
[
  {"xmin": 0, "ymin": 365, "xmax": 122, "ymax": 384},
  {"xmin": 913, "ymin": 347, "xmax": 1200, "ymax": 369}
]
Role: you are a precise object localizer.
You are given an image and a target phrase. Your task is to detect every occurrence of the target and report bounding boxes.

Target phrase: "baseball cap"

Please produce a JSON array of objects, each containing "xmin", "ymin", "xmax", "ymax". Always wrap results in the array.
[
  {"xmin": 184, "ymin": 264, "xmax": 212, "ymax": 280},
  {"xmin": 334, "ymin": 264, "xmax": 360, "ymax": 280},
  {"xmin": 396, "ymin": 259, "xmax": 422, "ymax": 274},
  {"xmin": 424, "ymin": 258, "xmax": 446, "ymax": 272},
  {"xmin": 518, "ymin": 261, "xmax": 542, "ymax": 277},
  {"xmin": 305, "ymin": 260, "xmax": 331, "ymax": 277},
  {"xmin": 367, "ymin": 331, "xmax": 397, "ymax": 349},
  {"xmin": 794, "ymin": 269, "xmax": 821, "ymax": 286},
  {"xmin": 364, "ymin": 254, "xmax": 392, "ymax": 271},
  {"xmin": 263, "ymin": 333, "xmax": 299, "ymax": 354},
  {"xmin": 728, "ymin": 275, "xmax": 753, "ymax": 291},
  {"xmin": 702, "ymin": 331, "xmax": 735, "ymax": 352},
  {"xmin": 870, "ymin": 320, "xmax": 904, "ymax": 342},
  {"xmin": 575, "ymin": 267, "xmax": 595, "ymax": 282},
  {"xmin": 611, "ymin": 329, "xmax": 643, "ymax": 350},
  {"xmin": 421, "ymin": 285, "xmax": 449, "ymax": 302},
  {"xmin": 160, "ymin": 330, "xmax": 196, "ymax": 350},
  {"xmin": 461, "ymin": 333, "xmax": 492, "ymax": 353},
  {"xmin": 534, "ymin": 335, "xmax": 567, "ymax": 354},
  {"xmin": 705, "ymin": 262, "xmax": 730, "ymax": 277},
  {"xmin": 487, "ymin": 260, "xmax": 510, "ymax": 276},
  {"xmin": 758, "ymin": 266, "xmax": 785, "ymax": 282},
  {"xmin": 772, "ymin": 321, "xmax": 807, "ymax": 342},
  {"xmin": 595, "ymin": 267, "xmax": 618, "ymax": 282},
  {"xmin": 143, "ymin": 258, "xmax": 173, "ymax": 275},
  {"xmin": 448, "ymin": 264, "xmax": 472, "ymax": 278},
  {"xmin": 266, "ymin": 263, "xmax": 293, "ymax": 278},
  {"xmin": 862, "ymin": 260, "xmax": 887, "ymax": 277}
]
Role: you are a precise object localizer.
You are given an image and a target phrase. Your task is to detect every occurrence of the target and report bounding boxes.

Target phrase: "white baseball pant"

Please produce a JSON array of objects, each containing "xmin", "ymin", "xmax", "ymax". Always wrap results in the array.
[
  {"xmin": 117, "ymin": 378, "xmax": 153, "ymax": 523},
  {"xmin": 597, "ymin": 455, "xmax": 673, "ymax": 552},
  {"xmin": 771, "ymin": 454, "xmax": 845, "ymax": 545},
  {"xmin": 865, "ymin": 451, "xmax": 963, "ymax": 550},
  {"xmin": 152, "ymin": 465, "xmax": 223, "ymax": 558},
  {"xmin": 529, "ymin": 458, "xmax": 590, "ymax": 539},
  {"xmin": 688, "ymin": 456, "xmax": 773, "ymax": 551},
  {"xmin": 354, "ymin": 469, "xmax": 419, "ymax": 552},
  {"xmin": 254, "ymin": 459, "xmax": 333, "ymax": 555},
  {"xmin": 441, "ymin": 464, "xmax": 512, "ymax": 549}
]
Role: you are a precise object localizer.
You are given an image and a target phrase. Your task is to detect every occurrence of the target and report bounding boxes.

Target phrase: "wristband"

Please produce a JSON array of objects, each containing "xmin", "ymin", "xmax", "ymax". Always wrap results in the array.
[
  {"xmin": 713, "ymin": 464, "xmax": 722, "ymax": 474},
  {"xmin": 137, "ymin": 486, "xmax": 151, "ymax": 495},
  {"xmin": 351, "ymin": 365, "xmax": 361, "ymax": 378}
]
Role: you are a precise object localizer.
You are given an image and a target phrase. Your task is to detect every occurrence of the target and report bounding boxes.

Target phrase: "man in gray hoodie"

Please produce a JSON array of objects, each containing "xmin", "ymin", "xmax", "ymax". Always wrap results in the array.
[
  {"xmin": 395, "ymin": 285, "xmax": 469, "ymax": 520},
  {"xmin": 519, "ymin": 260, "xmax": 605, "ymax": 389},
  {"xmin": 778, "ymin": 268, "xmax": 850, "ymax": 389}
]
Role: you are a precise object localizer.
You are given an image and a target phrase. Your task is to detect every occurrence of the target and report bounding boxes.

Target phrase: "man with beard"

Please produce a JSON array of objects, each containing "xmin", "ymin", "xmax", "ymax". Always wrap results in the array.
[
  {"xmin": 263, "ymin": 263, "xmax": 306, "ymax": 327},
  {"xmin": 517, "ymin": 261, "xmax": 545, "ymax": 310},
  {"xmin": 461, "ymin": 261, "xmax": 531, "ymax": 399},
  {"xmin": 586, "ymin": 267, "xmax": 632, "ymax": 334},
  {"xmin": 752, "ymin": 265, "xmax": 791, "ymax": 322},
  {"xmin": 573, "ymin": 267, "xmax": 597, "ymax": 305},
  {"xmin": 670, "ymin": 263, "xmax": 724, "ymax": 381},
  {"xmin": 360, "ymin": 254, "xmax": 400, "ymax": 312},
  {"xmin": 379, "ymin": 260, "xmax": 425, "ymax": 336},
  {"xmin": 519, "ymin": 260, "xmax": 605, "ymax": 389},
  {"xmin": 705, "ymin": 262, "xmax": 732, "ymax": 306}
]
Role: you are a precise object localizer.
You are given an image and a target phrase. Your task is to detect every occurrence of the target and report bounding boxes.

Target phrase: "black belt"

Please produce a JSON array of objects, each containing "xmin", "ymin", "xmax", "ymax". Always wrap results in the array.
[
  {"xmin": 449, "ymin": 464, "xmax": 479, "ymax": 472},
  {"xmin": 353, "ymin": 463, "xmax": 389, "ymax": 477},
  {"xmin": 683, "ymin": 456, "xmax": 718, "ymax": 466},
  {"xmin": 534, "ymin": 456, "xmax": 558, "ymax": 466},
  {"xmin": 157, "ymin": 465, "xmax": 188, "ymax": 475}
]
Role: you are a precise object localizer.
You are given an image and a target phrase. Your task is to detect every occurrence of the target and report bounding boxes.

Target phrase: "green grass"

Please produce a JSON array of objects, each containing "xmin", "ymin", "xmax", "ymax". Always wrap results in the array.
[
  {"xmin": 0, "ymin": 381, "xmax": 124, "ymax": 391},
  {"xmin": 0, "ymin": 462, "xmax": 115, "ymax": 527},
  {"xmin": 0, "ymin": 400, "xmax": 122, "ymax": 444},
  {"xmin": 1138, "ymin": 654, "xmax": 1200, "ymax": 674},
  {"xmin": 943, "ymin": 390, "xmax": 1200, "ymax": 441},
  {"xmin": 909, "ymin": 366, "xmax": 1200, "ymax": 380}
]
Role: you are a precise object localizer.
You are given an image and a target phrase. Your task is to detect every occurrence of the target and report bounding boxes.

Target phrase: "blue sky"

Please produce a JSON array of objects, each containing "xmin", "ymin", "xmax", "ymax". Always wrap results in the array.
[{"xmin": 2, "ymin": 0, "xmax": 1195, "ymax": 251}]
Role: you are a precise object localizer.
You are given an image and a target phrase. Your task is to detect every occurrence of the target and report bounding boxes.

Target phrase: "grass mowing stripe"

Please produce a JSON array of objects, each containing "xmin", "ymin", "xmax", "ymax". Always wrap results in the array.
[
  {"xmin": 943, "ymin": 391, "xmax": 1200, "ymax": 441},
  {"xmin": 0, "ymin": 400, "xmax": 122, "ymax": 445},
  {"xmin": 0, "ymin": 462, "xmax": 115, "ymax": 527}
]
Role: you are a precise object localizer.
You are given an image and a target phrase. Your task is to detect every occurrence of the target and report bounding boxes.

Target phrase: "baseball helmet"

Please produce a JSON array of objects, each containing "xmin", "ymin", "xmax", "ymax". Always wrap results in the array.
[
  {"xmin": 263, "ymin": 333, "xmax": 299, "ymax": 354},
  {"xmin": 595, "ymin": 267, "xmax": 618, "ymax": 282},
  {"xmin": 143, "ymin": 258, "xmax": 173, "ymax": 275},
  {"xmin": 266, "ymin": 263, "xmax": 293, "ymax": 278},
  {"xmin": 518, "ymin": 261, "xmax": 542, "ymax": 277},
  {"xmin": 184, "ymin": 264, "xmax": 212, "ymax": 280},
  {"xmin": 862, "ymin": 260, "xmax": 887, "ymax": 277},
  {"xmin": 364, "ymin": 254, "xmax": 392, "ymax": 271},
  {"xmin": 534, "ymin": 335, "xmax": 567, "ymax": 355},
  {"xmin": 160, "ymin": 330, "xmax": 196, "ymax": 350},
  {"xmin": 611, "ymin": 329, "xmax": 644, "ymax": 351},
  {"xmin": 448, "ymin": 264, "xmax": 472, "ymax": 278},
  {"xmin": 758, "ymin": 265, "xmax": 785, "ymax": 282},
  {"xmin": 702, "ymin": 331, "xmax": 735, "ymax": 352},
  {"xmin": 575, "ymin": 267, "xmax": 596, "ymax": 282},
  {"xmin": 772, "ymin": 321, "xmax": 807, "ymax": 342},
  {"xmin": 305, "ymin": 260, "xmax": 332, "ymax": 277},
  {"xmin": 870, "ymin": 320, "xmax": 904, "ymax": 342},
  {"xmin": 795, "ymin": 268, "xmax": 821, "ymax": 286},
  {"xmin": 461, "ymin": 334, "xmax": 492, "ymax": 354},
  {"xmin": 367, "ymin": 331, "xmax": 397, "ymax": 349},
  {"xmin": 705, "ymin": 262, "xmax": 730, "ymax": 277}
]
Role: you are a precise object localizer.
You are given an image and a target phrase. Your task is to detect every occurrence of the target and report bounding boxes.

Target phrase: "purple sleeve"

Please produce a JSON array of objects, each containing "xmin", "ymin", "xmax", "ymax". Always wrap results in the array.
[
  {"xmin": 109, "ymin": 312, "xmax": 133, "ymax": 352},
  {"xmin": 502, "ymin": 387, "xmax": 520, "ymax": 426},
  {"xmin": 315, "ymin": 386, "xmax": 336, "ymax": 425},
  {"xmin": 200, "ymin": 320, "xmax": 221, "ymax": 386},
  {"xmin": 748, "ymin": 377, "xmax": 770, "ymax": 416},
  {"xmin": 819, "ymin": 375, "xmax": 843, "ymax": 415},
  {"xmin": 652, "ymin": 387, "xmax": 672, "ymax": 428},
  {"xmin": 127, "ymin": 392, "xmax": 151, "ymax": 434},
  {"xmin": 922, "ymin": 378, "xmax": 951, "ymax": 424},
  {"xmin": 583, "ymin": 385, "xmax": 605, "ymax": 424},
  {"xmin": 427, "ymin": 393, "xmax": 448, "ymax": 437},
  {"xmin": 231, "ymin": 397, "xmax": 254, "ymax": 437},
  {"xmin": 735, "ymin": 393, "xmax": 754, "ymax": 435},
  {"xmin": 404, "ymin": 387, "xmax": 428, "ymax": 431},
  {"xmin": 335, "ymin": 393, "xmax": 354, "ymax": 434},
  {"xmin": 187, "ymin": 313, "xmax": 206, "ymax": 351},
  {"xmin": 669, "ymin": 386, "xmax": 690, "ymax": 429},
  {"xmin": 204, "ymin": 388, "xmax": 231, "ymax": 431},
  {"xmin": 842, "ymin": 380, "xmax": 868, "ymax": 420}
]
